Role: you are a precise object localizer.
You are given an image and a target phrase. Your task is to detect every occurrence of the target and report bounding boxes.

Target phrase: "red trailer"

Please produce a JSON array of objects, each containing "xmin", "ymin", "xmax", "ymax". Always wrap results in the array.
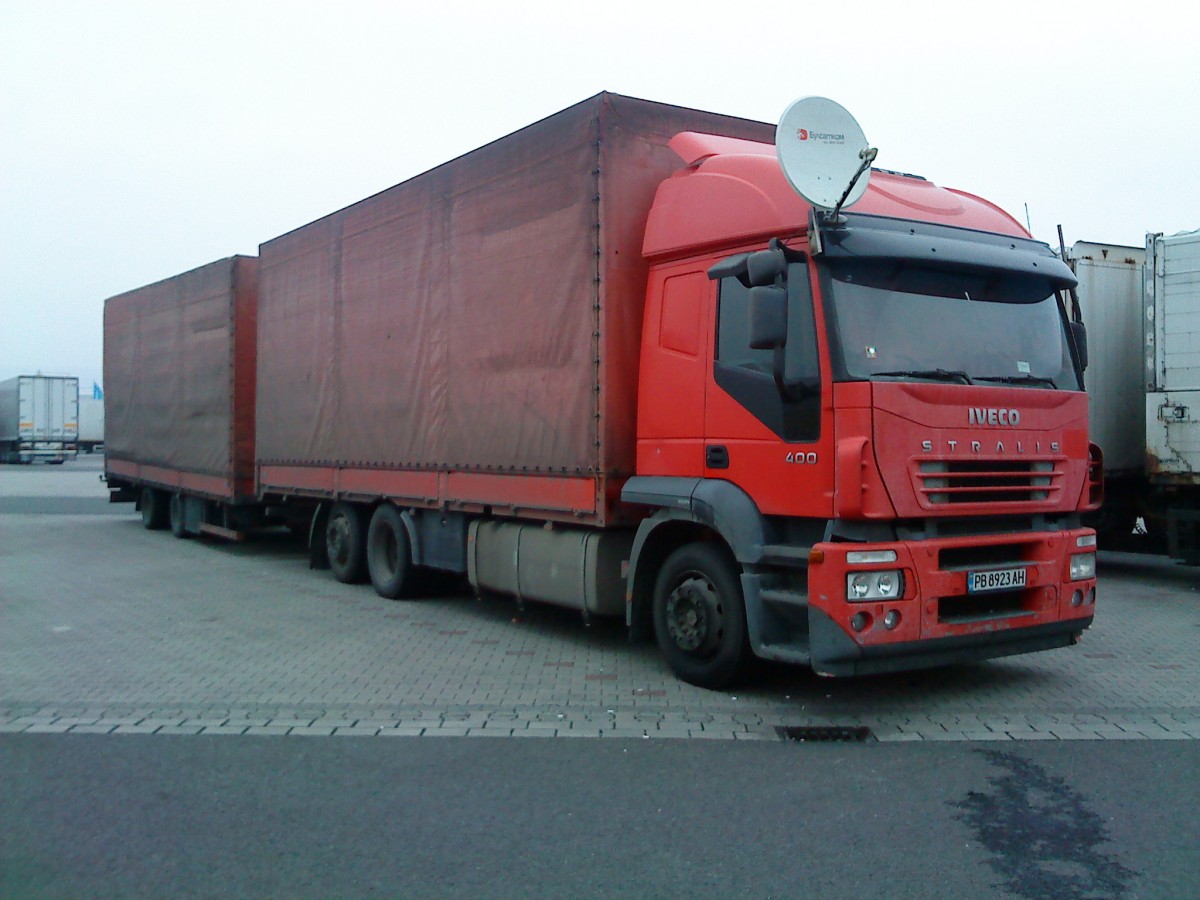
[
  {"xmin": 104, "ymin": 256, "xmax": 258, "ymax": 537},
  {"xmin": 105, "ymin": 93, "xmax": 1100, "ymax": 687}
]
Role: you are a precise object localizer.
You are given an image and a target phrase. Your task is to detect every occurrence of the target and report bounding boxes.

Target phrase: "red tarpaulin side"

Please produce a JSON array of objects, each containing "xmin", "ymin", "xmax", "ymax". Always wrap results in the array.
[
  {"xmin": 255, "ymin": 93, "xmax": 774, "ymax": 525},
  {"xmin": 103, "ymin": 256, "xmax": 258, "ymax": 501}
]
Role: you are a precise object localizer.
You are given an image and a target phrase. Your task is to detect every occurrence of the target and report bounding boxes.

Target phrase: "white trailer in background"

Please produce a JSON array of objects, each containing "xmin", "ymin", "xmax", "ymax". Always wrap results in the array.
[
  {"xmin": 1076, "ymin": 230, "xmax": 1200, "ymax": 561},
  {"xmin": 78, "ymin": 395, "xmax": 105, "ymax": 453},
  {"xmin": 0, "ymin": 375, "xmax": 79, "ymax": 464}
]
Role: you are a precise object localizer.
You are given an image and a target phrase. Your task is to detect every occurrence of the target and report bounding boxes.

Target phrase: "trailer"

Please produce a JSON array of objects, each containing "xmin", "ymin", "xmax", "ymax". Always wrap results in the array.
[
  {"xmin": 1075, "ymin": 231, "xmax": 1200, "ymax": 562},
  {"xmin": 0, "ymin": 374, "xmax": 79, "ymax": 464},
  {"xmin": 77, "ymin": 395, "xmax": 105, "ymax": 453},
  {"xmin": 105, "ymin": 93, "xmax": 1099, "ymax": 686},
  {"xmin": 103, "ymin": 256, "xmax": 259, "ymax": 536}
]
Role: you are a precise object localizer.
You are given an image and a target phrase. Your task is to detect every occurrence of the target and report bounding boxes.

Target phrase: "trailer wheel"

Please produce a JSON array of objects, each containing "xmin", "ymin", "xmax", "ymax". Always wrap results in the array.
[
  {"xmin": 325, "ymin": 501, "xmax": 367, "ymax": 584},
  {"xmin": 140, "ymin": 487, "xmax": 168, "ymax": 530},
  {"xmin": 169, "ymin": 493, "xmax": 190, "ymax": 539},
  {"xmin": 652, "ymin": 543, "xmax": 750, "ymax": 689},
  {"xmin": 367, "ymin": 504, "xmax": 415, "ymax": 599}
]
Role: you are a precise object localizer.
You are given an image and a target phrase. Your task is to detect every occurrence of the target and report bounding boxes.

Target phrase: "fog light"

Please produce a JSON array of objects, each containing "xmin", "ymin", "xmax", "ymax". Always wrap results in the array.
[
  {"xmin": 850, "ymin": 612, "xmax": 871, "ymax": 633},
  {"xmin": 1071, "ymin": 590, "xmax": 1083, "ymax": 607},
  {"xmin": 1069, "ymin": 552, "xmax": 1096, "ymax": 581},
  {"xmin": 884, "ymin": 610, "xmax": 901, "ymax": 630}
]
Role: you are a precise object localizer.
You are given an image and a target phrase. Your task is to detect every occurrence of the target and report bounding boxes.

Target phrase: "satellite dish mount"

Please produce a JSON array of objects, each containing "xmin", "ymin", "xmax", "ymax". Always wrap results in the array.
[{"xmin": 775, "ymin": 97, "xmax": 877, "ymax": 248}]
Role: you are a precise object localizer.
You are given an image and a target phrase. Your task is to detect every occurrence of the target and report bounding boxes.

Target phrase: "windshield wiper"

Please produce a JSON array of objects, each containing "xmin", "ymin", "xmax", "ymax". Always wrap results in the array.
[
  {"xmin": 871, "ymin": 368, "xmax": 974, "ymax": 385},
  {"xmin": 975, "ymin": 373, "xmax": 1057, "ymax": 388}
]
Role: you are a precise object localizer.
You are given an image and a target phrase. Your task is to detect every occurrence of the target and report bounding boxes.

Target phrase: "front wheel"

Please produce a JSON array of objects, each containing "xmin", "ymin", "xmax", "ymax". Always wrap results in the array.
[{"xmin": 652, "ymin": 543, "xmax": 750, "ymax": 689}]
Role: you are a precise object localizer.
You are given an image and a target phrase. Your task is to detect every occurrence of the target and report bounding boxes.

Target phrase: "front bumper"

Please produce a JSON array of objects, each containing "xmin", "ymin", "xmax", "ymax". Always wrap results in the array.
[{"xmin": 804, "ymin": 526, "xmax": 1097, "ymax": 676}]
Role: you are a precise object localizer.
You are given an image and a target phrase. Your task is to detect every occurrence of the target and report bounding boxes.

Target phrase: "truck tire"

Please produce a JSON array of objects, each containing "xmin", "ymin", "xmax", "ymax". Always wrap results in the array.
[
  {"xmin": 367, "ymin": 504, "xmax": 415, "ymax": 599},
  {"xmin": 169, "ymin": 493, "xmax": 190, "ymax": 539},
  {"xmin": 652, "ymin": 542, "xmax": 751, "ymax": 689},
  {"xmin": 140, "ymin": 487, "xmax": 168, "ymax": 530},
  {"xmin": 325, "ymin": 501, "xmax": 367, "ymax": 584}
]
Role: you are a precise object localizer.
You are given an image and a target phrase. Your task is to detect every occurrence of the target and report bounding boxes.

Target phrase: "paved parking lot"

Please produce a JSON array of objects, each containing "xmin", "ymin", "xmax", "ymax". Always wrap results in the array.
[{"xmin": 2, "ymin": 456, "xmax": 1198, "ymax": 742}]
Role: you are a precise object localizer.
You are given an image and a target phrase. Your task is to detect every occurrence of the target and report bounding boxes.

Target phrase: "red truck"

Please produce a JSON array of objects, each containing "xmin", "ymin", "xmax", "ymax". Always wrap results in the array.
[{"xmin": 104, "ymin": 92, "xmax": 1100, "ymax": 687}]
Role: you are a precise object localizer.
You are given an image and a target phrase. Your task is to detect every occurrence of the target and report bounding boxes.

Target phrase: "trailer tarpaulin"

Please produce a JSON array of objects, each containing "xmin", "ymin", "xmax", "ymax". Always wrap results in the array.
[
  {"xmin": 103, "ymin": 256, "xmax": 258, "ymax": 499},
  {"xmin": 255, "ymin": 92, "xmax": 774, "ymax": 523}
]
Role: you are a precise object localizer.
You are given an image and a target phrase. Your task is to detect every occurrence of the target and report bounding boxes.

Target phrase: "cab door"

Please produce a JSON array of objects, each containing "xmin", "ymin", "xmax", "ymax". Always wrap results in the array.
[{"xmin": 704, "ymin": 260, "xmax": 834, "ymax": 518}]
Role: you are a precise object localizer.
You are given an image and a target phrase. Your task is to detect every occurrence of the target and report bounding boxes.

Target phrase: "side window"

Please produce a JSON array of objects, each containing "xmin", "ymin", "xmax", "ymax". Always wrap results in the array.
[
  {"xmin": 714, "ymin": 262, "xmax": 820, "ymax": 442},
  {"xmin": 717, "ymin": 278, "xmax": 773, "ymax": 372}
]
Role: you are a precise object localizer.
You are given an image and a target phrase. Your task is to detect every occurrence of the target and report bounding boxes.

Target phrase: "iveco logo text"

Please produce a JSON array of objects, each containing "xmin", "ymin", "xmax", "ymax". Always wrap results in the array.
[{"xmin": 969, "ymin": 407, "xmax": 1021, "ymax": 426}]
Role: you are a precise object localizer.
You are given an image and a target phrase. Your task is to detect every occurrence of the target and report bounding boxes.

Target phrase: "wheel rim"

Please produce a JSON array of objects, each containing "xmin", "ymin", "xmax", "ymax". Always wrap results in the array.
[
  {"xmin": 327, "ymin": 515, "xmax": 351, "ymax": 567},
  {"xmin": 664, "ymin": 572, "xmax": 725, "ymax": 657}
]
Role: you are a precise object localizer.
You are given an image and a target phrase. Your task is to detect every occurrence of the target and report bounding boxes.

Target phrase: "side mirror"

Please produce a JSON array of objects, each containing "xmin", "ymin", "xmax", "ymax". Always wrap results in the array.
[
  {"xmin": 1070, "ymin": 321, "xmax": 1088, "ymax": 371},
  {"xmin": 749, "ymin": 286, "xmax": 787, "ymax": 349}
]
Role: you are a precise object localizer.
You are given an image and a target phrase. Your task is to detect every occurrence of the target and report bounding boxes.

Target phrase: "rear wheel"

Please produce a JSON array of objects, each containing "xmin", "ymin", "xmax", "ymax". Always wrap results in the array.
[
  {"xmin": 325, "ymin": 501, "xmax": 367, "ymax": 584},
  {"xmin": 367, "ymin": 504, "xmax": 415, "ymax": 599},
  {"xmin": 140, "ymin": 487, "xmax": 168, "ymax": 530},
  {"xmin": 652, "ymin": 542, "xmax": 750, "ymax": 689},
  {"xmin": 169, "ymin": 493, "xmax": 190, "ymax": 539}
]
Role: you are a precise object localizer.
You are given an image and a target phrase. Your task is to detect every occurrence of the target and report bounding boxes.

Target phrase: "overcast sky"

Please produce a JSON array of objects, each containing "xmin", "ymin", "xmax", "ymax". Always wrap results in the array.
[{"xmin": 2, "ymin": 0, "xmax": 1196, "ymax": 390}]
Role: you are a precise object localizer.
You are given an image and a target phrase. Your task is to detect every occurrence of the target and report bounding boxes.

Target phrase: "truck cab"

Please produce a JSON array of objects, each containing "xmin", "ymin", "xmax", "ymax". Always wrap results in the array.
[{"xmin": 623, "ymin": 132, "xmax": 1100, "ymax": 686}]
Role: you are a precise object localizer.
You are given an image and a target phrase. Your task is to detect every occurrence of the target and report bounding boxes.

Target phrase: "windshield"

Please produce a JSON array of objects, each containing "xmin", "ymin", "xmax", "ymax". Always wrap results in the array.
[{"xmin": 823, "ymin": 260, "xmax": 1081, "ymax": 390}]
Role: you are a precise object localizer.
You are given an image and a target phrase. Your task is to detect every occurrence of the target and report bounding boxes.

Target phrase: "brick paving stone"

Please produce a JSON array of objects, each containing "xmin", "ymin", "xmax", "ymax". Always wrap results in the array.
[
  {"xmin": 200, "ymin": 725, "xmax": 250, "ymax": 735},
  {"xmin": 288, "ymin": 727, "xmax": 337, "ymax": 736},
  {"xmin": 0, "ymin": 724, "xmax": 30, "ymax": 733},
  {"xmin": 243, "ymin": 726, "xmax": 293, "ymax": 736},
  {"xmin": 4, "ymin": 512, "xmax": 1199, "ymax": 743},
  {"xmin": 423, "ymin": 727, "xmax": 471, "ymax": 737},
  {"xmin": 22, "ymin": 724, "xmax": 71, "ymax": 734},
  {"xmin": 158, "ymin": 726, "xmax": 205, "ymax": 735},
  {"xmin": 68, "ymin": 725, "xmax": 118, "ymax": 734},
  {"xmin": 333, "ymin": 727, "xmax": 381, "ymax": 737}
]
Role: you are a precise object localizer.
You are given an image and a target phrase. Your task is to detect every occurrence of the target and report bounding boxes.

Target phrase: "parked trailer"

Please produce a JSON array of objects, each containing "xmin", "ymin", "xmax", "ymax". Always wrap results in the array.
[
  {"xmin": 0, "ymin": 374, "xmax": 79, "ymax": 464},
  {"xmin": 104, "ymin": 256, "xmax": 259, "ymax": 536},
  {"xmin": 78, "ymin": 396, "xmax": 104, "ymax": 453},
  {"xmin": 1079, "ymin": 230, "xmax": 1200, "ymax": 561},
  {"xmin": 105, "ymin": 93, "xmax": 1099, "ymax": 686}
]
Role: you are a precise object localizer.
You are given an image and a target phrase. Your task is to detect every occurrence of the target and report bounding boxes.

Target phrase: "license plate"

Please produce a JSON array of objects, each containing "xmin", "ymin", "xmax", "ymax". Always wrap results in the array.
[{"xmin": 967, "ymin": 566, "xmax": 1027, "ymax": 593}]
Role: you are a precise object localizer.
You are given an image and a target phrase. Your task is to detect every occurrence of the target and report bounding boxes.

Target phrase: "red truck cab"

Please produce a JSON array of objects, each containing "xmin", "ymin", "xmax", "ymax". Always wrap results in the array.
[{"xmin": 623, "ymin": 132, "xmax": 1100, "ymax": 685}]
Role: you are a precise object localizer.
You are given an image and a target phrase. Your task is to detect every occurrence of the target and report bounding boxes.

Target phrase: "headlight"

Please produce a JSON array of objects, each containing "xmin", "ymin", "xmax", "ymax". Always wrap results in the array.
[
  {"xmin": 846, "ymin": 570, "xmax": 903, "ymax": 601},
  {"xmin": 1069, "ymin": 552, "xmax": 1096, "ymax": 581}
]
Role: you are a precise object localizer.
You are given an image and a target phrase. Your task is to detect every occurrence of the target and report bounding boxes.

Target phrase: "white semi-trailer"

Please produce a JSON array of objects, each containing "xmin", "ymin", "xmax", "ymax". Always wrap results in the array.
[
  {"xmin": 0, "ymin": 374, "xmax": 79, "ymax": 464},
  {"xmin": 1076, "ymin": 230, "xmax": 1200, "ymax": 561}
]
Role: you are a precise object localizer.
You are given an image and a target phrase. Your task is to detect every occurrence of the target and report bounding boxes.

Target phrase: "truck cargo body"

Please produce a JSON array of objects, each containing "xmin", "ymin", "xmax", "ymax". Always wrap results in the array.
[
  {"xmin": 254, "ymin": 94, "xmax": 772, "ymax": 526},
  {"xmin": 0, "ymin": 375, "xmax": 79, "ymax": 463},
  {"xmin": 103, "ymin": 256, "xmax": 259, "ymax": 536},
  {"xmin": 103, "ymin": 93, "xmax": 1099, "ymax": 686}
]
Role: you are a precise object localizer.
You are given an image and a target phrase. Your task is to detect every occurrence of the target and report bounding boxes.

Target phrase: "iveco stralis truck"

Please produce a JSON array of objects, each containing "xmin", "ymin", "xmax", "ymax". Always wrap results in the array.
[{"xmin": 104, "ymin": 93, "xmax": 1100, "ymax": 687}]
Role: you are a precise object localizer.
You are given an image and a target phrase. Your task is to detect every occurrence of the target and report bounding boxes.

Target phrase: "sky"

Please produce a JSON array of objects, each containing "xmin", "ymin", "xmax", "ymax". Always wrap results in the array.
[{"xmin": 2, "ymin": 0, "xmax": 1196, "ymax": 390}]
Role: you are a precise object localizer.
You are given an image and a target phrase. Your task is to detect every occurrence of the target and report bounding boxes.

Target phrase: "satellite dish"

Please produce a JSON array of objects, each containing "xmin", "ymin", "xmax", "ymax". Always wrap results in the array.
[{"xmin": 776, "ymin": 96, "xmax": 872, "ymax": 211}]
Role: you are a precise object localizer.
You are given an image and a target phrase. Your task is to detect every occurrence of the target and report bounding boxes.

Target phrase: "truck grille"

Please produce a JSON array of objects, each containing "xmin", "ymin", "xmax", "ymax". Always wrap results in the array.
[{"xmin": 917, "ymin": 459, "xmax": 1060, "ymax": 506}]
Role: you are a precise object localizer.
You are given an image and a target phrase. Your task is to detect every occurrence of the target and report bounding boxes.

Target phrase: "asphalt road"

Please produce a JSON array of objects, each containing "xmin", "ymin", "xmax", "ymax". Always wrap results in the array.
[{"xmin": 3, "ymin": 734, "xmax": 1197, "ymax": 899}]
